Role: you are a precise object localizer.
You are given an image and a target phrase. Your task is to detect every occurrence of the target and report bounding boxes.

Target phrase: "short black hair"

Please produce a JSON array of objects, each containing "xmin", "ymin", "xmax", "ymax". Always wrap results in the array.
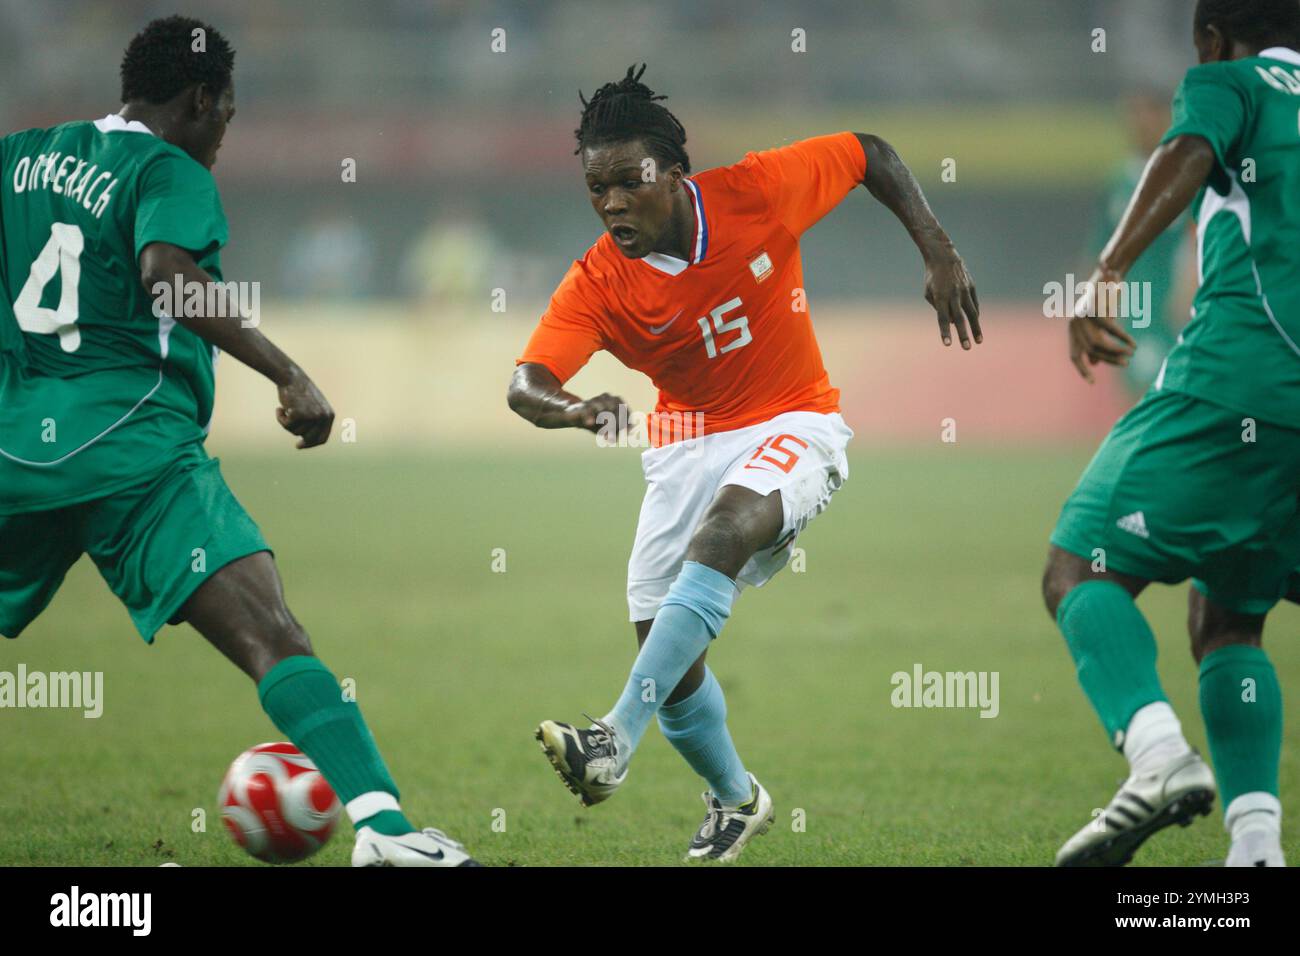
[
  {"xmin": 1194, "ymin": 0, "xmax": 1300, "ymax": 48},
  {"xmin": 120, "ymin": 15, "xmax": 235, "ymax": 104},
  {"xmin": 575, "ymin": 64, "xmax": 691, "ymax": 174}
]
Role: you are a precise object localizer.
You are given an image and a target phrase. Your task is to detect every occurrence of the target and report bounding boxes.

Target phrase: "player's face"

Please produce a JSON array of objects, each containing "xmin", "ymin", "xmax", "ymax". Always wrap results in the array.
[
  {"xmin": 188, "ymin": 82, "xmax": 236, "ymax": 170},
  {"xmin": 582, "ymin": 139, "xmax": 681, "ymax": 259}
]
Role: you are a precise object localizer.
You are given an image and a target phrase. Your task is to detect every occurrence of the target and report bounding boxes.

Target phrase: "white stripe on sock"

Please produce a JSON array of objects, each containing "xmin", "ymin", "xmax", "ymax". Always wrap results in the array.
[
  {"xmin": 1225, "ymin": 791, "xmax": 1282, "ymax": 838},
  {"xmin": 346, "ymin": 791, "xmax": 401, "ymax": 823}
]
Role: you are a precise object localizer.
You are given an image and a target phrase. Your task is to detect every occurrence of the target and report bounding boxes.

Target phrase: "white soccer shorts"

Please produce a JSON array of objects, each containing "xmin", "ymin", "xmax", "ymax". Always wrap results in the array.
[{"xmin": 626, "ymin": 410, "xmax": 853, "ymax": 621}]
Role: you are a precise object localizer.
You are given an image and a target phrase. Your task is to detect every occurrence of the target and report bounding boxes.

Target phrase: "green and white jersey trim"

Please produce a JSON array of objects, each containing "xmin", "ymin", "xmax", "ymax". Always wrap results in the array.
[
  {"xmin": 0, "ymin": 371, "xmax": 164, "ymax": 467},
  {"xmin": 1194, "ymin": 122, "xmax": 1300, "ymax": 363}
]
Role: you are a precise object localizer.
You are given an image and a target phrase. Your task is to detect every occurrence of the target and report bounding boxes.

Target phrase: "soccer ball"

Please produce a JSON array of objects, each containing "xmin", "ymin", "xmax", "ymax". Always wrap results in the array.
[{"xmin": 218, "ymin": 742, "xmax": 341, "ymax": 863}]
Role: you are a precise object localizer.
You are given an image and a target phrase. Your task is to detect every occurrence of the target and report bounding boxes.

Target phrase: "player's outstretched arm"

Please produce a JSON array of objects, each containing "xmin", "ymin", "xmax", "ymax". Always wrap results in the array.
[
  {"xmin": 507, "ymin": 362, "xmax": 627, "ymax": 433},
  {"xmin": 139, "ymin": 241, "xmax": 334, "ymax": 448},
  {"xmin": 855, "ymin": 132, "xmax": 981, "ymax": 349},
  {"xmin": 1068, "ymin": 134, "xmax": 1215, "ymax": 383}
]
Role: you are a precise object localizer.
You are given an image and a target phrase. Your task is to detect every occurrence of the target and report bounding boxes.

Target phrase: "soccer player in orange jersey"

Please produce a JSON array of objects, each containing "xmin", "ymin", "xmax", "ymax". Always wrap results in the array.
[{"xmin": 509, "ymin": 65, "xmax": 981, "ymax": 861}]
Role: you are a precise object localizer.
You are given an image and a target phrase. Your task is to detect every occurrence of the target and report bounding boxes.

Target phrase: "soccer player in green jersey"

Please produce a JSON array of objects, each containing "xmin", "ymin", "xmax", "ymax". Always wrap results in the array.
[
  {"xmin": 1042, "ymin": 0, "xmax": 1300, "ymax": 867},
  {"xmin": 0, "ymin": 16, "xmax": 476, "ymax": 866}
]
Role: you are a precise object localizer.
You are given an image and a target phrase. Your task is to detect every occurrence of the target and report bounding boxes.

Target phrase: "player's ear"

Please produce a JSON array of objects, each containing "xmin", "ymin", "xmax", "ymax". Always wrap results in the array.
[
  {"xmin": 1203, "ymin": 25, "xmax": 1226, "ymax": 62},
  {"xmin": 190, "ymin": 82, "xmax": 213, "ymax": 119}
]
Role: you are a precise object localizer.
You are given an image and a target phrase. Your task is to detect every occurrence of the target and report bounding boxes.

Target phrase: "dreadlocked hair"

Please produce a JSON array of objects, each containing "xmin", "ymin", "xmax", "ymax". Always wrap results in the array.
[
  {"xmin": 1195, "ymin": 0, "xmax": 1300, "ymax": 49},
  {"xmin": 575, "ymin": 64, "xmax": 690, "ymax": 173}
]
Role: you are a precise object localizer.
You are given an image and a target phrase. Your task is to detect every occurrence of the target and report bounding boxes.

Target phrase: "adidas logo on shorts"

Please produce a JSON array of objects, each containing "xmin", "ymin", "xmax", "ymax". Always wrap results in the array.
[{"xmin": 1116, "ymin": 511, "xmax": 1150, "ymax": 539}]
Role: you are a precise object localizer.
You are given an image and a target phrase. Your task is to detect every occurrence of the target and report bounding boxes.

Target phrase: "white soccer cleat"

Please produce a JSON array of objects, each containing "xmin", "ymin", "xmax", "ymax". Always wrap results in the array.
[
  {"xmin": 535, "ymin": 718, "xmax": 628, "ymax": 806},
  {"xmin": 1226, "ymin": 830, "xmax": 1286, "ymax": 867},
  {"xmin": 686, "ymin": 773, "xmax": 775, "ymax": 863},
  {"xmin": 1056, "ymin": 750, "xmax": 1216, "ymax": 866},
  {"xmin": 351, "ymin": 826, "xmax": 480, "ymax": 867}
]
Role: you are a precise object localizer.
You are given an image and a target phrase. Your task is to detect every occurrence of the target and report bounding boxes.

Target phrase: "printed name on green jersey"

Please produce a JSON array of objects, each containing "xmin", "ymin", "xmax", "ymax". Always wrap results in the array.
[
  {"xmin": 1254, "ymin": 63, "xmax": 1300, "ymax": 97},
  {"xmin": 10, "ymin": 152, "xmax": 119, "ymax": 219}
]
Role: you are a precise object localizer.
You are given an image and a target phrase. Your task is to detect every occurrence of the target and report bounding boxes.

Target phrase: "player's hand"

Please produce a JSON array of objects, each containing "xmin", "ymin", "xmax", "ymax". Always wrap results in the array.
[
  {"xmin": 923, "ymin": 248, "xmax": 982, "ymax": 349},
  {"xmin": 1068, "ymin": 266, "xmax": 1137, "ymax": 384},
  {"xmin": 275, "ymin": 368, "xmax": 334, "ymax": 448},
  {"xmin": 564, "ymin": 392, "xmax": 629, "ymax": 433}
]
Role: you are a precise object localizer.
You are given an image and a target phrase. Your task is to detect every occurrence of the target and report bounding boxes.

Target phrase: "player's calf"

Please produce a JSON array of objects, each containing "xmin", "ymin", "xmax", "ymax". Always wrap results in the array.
[
  {"xmin": 181, "ymin": 551, "xmax": 313, "ymax": 682},
  {"xmin": 1187, "ymin": 589, "xmax": 1284, "ymax": 867}
]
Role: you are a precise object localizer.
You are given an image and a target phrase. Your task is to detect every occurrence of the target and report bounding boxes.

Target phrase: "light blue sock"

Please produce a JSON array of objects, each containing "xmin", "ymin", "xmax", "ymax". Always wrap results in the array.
[
  {"xmin": 658, "ymin": 667, "xmax": 752, "ymax": 806},
  {"xmin": 603, "ymin": 561, "xmax": 737, "ymax": 761}
]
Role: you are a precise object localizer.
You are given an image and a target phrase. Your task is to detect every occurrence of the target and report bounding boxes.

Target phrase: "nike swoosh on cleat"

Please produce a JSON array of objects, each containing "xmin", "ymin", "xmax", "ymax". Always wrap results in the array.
[
  {"xmin": 649, "ymin": 309, "xmax": 684, "ymax": 335},
  {"xmin": 397, "ymin": 842, "xmax": 445, "ymax": 862}
]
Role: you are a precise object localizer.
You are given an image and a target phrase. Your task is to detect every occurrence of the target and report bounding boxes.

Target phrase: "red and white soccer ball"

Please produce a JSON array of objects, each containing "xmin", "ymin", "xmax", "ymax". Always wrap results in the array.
[{"xmin": 218, "ymin": 742, "xmax": 341, "ymax": 864}]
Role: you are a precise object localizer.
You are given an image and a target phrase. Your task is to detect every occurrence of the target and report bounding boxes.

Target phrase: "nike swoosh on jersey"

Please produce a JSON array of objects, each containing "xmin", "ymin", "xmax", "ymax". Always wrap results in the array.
[{"xmin": 649, "ymin": 309, "xmax": 685, "ymax": 335}]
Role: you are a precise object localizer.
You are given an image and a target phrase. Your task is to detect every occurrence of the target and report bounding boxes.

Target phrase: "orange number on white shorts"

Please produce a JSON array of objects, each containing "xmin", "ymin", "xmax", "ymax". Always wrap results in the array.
[{"xmin": 743, "ymin": 433, "xmax": 808, "ymax": 474}]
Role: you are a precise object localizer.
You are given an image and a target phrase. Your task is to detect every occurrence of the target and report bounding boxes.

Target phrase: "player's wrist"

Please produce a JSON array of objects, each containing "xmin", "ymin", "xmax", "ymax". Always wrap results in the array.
[
  {"xmin": 272, "ymin": 362, "xmax": 306, "ymax": 389},
  {"xmin": 1094, "ymin": 257, "xmax": 1129, "ymax": 282},
  {"xmin": 918, "ymin": 234, "xmax": 957, "ymax": 261}
]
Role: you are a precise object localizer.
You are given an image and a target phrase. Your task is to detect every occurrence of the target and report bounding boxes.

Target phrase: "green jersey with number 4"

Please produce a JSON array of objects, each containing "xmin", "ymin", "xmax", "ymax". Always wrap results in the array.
[
  {"xmin": 0, "ymin": 115, "xmax": 227, "ymax": 515},
  {"xmin": 1156, "ymin": 47, "xmax": 1300, "ymax": 426}
]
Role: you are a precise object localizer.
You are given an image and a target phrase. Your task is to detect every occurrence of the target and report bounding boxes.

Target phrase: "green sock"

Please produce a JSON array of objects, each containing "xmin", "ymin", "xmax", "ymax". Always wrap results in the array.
[
  {"xmin": 1056, "ymin": 580, "xmax": 1168, "ymax": 747},
  {"xmin": 1198, "ymin": 644, "xmax": 1282, "ymax": 809},
  {"xmin": 258, "ymin": 655, "xmax": 414, "ymax": 836}
]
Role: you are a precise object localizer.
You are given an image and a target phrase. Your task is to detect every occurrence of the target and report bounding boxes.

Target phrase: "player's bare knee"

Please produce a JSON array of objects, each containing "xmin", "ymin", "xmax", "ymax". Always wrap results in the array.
[
  {"xmin": 1186, "ymin": 590, "xmax": 1261, "ymax": 664},
  {"xmin": 687, "ymin": 509, "xmax": 750, "ymax": 574},
  {"xmin": 1041, "ymin": 551, "xmax": 1076, "ymax": 619}
]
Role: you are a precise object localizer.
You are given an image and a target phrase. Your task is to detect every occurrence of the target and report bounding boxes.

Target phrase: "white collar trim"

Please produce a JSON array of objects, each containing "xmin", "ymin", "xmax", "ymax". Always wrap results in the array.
[
  {"xmin": 641, "ymin": 252, "xmax": 689, "ymax": 276},
  {"xmin": 1258, "ymin": 47, "xmax": 1300, "ymax": 66},
  {"xmin": 94, "ymin": 114, "xmax": 156, "ymax": 136}
]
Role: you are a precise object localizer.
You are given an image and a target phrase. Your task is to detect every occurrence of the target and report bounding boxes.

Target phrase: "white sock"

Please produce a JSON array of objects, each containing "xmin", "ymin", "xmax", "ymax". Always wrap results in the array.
[
  {"xmin": 1225, "ymin": 792, "xmax": 1282, "ymax": 842},
  {"xmin": 1122, "ymin": 702, "xmax": 1191, "ymax": 776}
]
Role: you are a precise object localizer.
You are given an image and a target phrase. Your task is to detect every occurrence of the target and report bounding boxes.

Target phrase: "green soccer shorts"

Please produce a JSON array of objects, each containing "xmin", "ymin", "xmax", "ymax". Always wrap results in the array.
[
  {"xmin": 1051, "ymin": 389, "xmax": 1300, "ymax": 616},
  {"xmin": 0, "ymin": 442, "xmax": 269, "ymax": 642}
]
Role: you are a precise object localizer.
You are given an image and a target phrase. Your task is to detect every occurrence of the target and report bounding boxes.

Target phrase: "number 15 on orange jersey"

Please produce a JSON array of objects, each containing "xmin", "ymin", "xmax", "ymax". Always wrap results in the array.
[{"xmin": 697, "ymin": 296, "xmax": 752, "ymax": 359}]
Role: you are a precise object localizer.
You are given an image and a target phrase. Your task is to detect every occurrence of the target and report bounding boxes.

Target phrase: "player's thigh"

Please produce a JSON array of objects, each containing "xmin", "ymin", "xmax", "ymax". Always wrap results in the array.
[
  {"xmin": 0, "ymin": 508, "xmax": 83, "ymax": 638},
  {"xmin": 79, "ymin": 443, "xmax": 272, "ymax": 644},
  {"xmin": 1051, "ymin": 390, "xmax": 1300, "ymax": 602},
  {"xmin": 718, "ymin": 411, "xmax": 853, "ymax": 590}
]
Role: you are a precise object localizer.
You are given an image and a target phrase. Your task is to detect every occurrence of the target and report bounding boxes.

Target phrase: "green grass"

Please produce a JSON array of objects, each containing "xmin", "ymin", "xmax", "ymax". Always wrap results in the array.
[{"xmin": 3, "ymin": 444, "xmax": 1297, "ymax": 866}]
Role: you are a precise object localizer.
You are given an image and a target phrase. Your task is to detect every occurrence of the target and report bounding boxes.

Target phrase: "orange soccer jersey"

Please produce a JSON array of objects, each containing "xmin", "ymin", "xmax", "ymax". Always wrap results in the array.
[{"xmin": 518, "ymin": 131, "xmax": 867, "ymax": 446}]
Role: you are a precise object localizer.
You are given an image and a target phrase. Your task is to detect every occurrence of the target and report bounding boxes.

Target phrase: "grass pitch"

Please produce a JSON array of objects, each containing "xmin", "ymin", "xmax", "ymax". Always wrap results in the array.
[{"xmin": 3, "ymin": 444, "xmax": 1297, "ymax": 866}]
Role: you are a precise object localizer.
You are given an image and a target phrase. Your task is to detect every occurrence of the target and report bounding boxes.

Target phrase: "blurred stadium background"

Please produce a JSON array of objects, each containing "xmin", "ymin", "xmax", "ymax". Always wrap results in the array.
[
  {"xmin": 5, "ymin": 2, "xmax": 1298, "ymax": 866},
  {"xmin": 0, "ymin": 0, "xmax": 1214, "ymax": 444}
]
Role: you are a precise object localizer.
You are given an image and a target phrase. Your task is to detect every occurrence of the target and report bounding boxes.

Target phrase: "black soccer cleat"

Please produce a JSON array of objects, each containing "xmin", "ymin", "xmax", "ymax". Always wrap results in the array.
[{"xmin": 535, "ymin": 718, "xmax": 628, "ymax": 806}]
